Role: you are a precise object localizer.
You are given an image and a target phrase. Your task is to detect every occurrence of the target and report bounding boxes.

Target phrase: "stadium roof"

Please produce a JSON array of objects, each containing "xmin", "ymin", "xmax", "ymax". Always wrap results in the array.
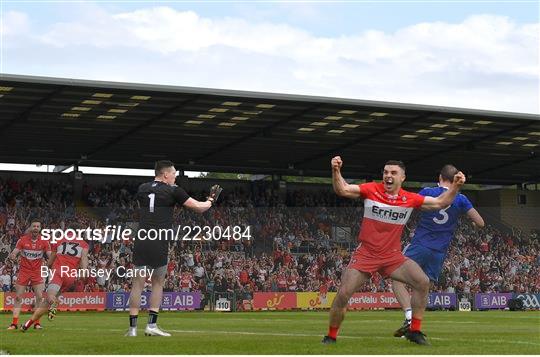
[{"xmin": 1, "ymin": 74, "xmax": 539, "ymax": 185}]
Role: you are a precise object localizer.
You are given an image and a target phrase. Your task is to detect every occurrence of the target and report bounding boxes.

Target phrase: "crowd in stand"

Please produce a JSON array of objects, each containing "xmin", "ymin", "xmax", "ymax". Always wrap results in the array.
[{"xmin": 0, "ymin": 176, "xmax": 539, "ymax": 301}]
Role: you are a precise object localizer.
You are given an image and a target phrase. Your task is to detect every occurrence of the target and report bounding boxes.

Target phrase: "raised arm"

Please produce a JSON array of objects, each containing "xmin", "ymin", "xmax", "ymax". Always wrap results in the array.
[
  {"xmin": 183, "ymin": 198, "xmax": 212, "ymax": 214},
  {"xmin": 467, "ymin": 208, "xmax": 485, "ymax": 229},
  {"xmin": 421, "ymin": 171, "xmax": 466, "ymax": 211},
  {"xmin": 331, "ymin": 156, "xmax": 361, "ymax": 199},
  {"xmin": 183, "ymin": 185, "xmax": 223, "ymax": 214},
  {"xmin": 80, "ymin": 247, "xmax": 89, "ymax": 270}
]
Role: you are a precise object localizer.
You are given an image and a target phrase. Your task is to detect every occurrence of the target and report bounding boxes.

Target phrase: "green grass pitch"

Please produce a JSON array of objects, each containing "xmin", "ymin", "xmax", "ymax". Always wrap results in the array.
[{"xmin": 1, "ymin": 310, "xmax": 539, "ymax": 354}]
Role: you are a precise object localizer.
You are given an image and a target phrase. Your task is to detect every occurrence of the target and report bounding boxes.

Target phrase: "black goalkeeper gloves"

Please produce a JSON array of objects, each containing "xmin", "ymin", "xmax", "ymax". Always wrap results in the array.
[{"xmin": 208, "ymin": 184, "xmax": 223, "ymax": 205}]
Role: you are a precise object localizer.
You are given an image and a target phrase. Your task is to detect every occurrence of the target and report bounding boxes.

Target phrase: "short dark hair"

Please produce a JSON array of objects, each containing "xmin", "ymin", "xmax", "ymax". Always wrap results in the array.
[
  {"xmin": 384, "ymin": 160, "xmax": 406, "ymax": 173},
  {"xmin": 440, "ymin": 164, "xmax": 458, "ymax": 182},
  {"xmin": 30, "ymin": 219, "xmax": 41, "ymax": 225},
  {"xmin": 155, "ymin": 160, "xmax": 174, "ymax": 176}
]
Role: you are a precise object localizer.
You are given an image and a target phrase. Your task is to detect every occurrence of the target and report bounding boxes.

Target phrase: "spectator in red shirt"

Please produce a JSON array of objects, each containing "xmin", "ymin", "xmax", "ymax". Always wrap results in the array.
[
  {"xmin": 284, "ymin": 250, "xmax": 294, "ymax": 266},
  {"xmin": 480, "ymin": 240, "xmax": 489, "ymax": 253},
  {"xmin": 239, "ymin": 267, "xmax": 249, "ymax": 285},
  {"xmin": 167, "ymin": 260, "xmax": 176, "ymax": 274},
  {"xmin": 277, "ymin": 272, "xmax": 288, "ymax": 292}
]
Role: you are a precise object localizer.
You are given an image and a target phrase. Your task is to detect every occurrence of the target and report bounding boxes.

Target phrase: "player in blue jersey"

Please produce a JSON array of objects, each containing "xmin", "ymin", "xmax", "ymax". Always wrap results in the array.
[{"xmin": 392, "ymin": 164, "xmax": 484, "ymax": 338}]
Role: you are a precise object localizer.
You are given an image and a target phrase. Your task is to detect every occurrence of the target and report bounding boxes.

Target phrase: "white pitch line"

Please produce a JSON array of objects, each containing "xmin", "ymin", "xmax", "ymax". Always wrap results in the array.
[
  {"xmin": 165, "ymin": 329, "xmax": 540, "ymax": 347},
  {"xmin": 56, "ymin": 327, "xmax": 540, "ymax": 347}
]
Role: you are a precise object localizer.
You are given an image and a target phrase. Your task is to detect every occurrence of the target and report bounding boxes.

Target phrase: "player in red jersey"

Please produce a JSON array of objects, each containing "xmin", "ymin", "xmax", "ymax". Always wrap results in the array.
[
  {"xmin": 7, "ymin": 220, "xmax": 51, "ymax": 330},
  {"xmin": 180, "ymin": 272, "xmax": 195, "ymax": 292},
  {"xmin": 21, "ymin": 229, "xmax": 89, "ymax": 331},
  {"xmin": 322, "ymin": 157, "xmax": 465, "ymax": 346}
]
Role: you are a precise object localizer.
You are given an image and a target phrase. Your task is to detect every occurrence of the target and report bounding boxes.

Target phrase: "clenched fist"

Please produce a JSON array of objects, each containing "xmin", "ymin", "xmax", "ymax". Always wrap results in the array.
[
  {"xmin": 331, "ymin": 156, "xmax": 343, "ymax": 171},
  {"xmin": 453, "ymin": 171, "xmax": 466, "ymax": 187}
]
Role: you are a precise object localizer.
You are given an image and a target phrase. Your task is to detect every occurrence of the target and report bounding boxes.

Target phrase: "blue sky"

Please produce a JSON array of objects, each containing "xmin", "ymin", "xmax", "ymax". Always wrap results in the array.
[
  {"xmin": 1, "ymin": 1, "xmax": 539, "ymax": 113},
  {"xmin": 7, "ymin": 1, "xmax": 537, "ymax": 35},
  {"xmin": 105, "ymin": 1, "xmax": 539, "ymax": 35}
]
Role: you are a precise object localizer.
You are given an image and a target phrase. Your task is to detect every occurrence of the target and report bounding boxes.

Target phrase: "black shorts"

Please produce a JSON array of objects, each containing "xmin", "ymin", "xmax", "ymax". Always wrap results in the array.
[{"xmin": 132, "ymin": 239, "xmax": 169, "ymax": 269}]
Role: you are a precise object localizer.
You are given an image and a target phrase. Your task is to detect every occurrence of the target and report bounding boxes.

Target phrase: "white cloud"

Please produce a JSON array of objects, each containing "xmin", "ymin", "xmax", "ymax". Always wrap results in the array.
[
  {"xmin": 1, "ymin": 10, "xmax": 30, "ymax": 37},
  {"xmin": 3, "ymin": 6, "xmax": 539, "ymax": 113}
]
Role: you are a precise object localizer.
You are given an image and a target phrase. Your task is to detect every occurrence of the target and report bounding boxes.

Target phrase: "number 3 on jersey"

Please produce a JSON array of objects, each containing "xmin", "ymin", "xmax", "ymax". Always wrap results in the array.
[
  {"xmin": 433, "ymin": 206, "xmax": 450, "ymax": 225},
  {"xmin": 148, "ymin": 193, "xmax": 155, "ymax": 213}
]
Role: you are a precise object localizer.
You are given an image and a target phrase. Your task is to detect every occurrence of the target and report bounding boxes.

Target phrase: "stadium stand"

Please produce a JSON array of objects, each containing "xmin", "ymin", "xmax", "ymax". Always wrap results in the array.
[{"xmin": 1, "ymin": 175, "xmax": 538, "ymax": 308}]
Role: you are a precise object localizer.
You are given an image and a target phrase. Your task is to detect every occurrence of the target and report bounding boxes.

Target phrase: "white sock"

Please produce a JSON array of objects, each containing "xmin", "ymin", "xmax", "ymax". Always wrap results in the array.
[
  {"xmin": 405, "ymin": 308, "xmax": 412, "ymax": 321},
  {"xmin": 147, "ymin": 323, "xmax": 157, "ymax": 328}
]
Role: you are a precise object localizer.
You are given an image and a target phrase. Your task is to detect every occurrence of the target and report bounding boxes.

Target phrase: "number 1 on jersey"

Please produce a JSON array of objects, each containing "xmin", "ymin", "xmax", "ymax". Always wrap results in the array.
[{"xmin": 148, "ymin": 193, "xmax": 155, "ymax": 213}]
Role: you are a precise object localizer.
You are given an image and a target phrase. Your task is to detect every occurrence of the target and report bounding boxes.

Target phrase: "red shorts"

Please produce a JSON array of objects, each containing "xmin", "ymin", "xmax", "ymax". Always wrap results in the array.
[
  {"xmin": 348, "ymin": 246, "xmax": 406, "ymax": 278},
  {"xmin": 49, "ymin": 273, "xmax": 76, "ymax": 293},
  {"xmin": 17, "ymin": 270, "xmax": 44, "ymax": 286}
]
